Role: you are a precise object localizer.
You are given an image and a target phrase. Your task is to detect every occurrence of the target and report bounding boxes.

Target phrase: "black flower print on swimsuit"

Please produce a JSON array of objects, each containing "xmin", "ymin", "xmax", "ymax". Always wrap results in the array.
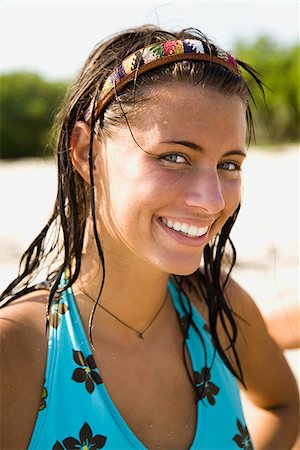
[
  {"xmin": 49, "ymin": 293, "xmax": 69, "ymax": 329},
  {"xmin": 72, "ymin": 350, "xmax": 102, "ymax": 394},
  {"xmin": 232, "ymin": 419, "xmax": 254, "ymax": 449},
  {"xmin": 194, "ymin": 367, "xmax": 220, "ymax": 405},
  {"xmin": 52, "ymin": 422, "xmax": 107, "ymax": 449}
]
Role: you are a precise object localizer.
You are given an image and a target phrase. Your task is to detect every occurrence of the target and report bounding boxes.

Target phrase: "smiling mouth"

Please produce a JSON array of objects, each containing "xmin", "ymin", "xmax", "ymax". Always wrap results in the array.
[{"xmin": 159, "ymin": 217, "xmax": 209, "ymax": 238}]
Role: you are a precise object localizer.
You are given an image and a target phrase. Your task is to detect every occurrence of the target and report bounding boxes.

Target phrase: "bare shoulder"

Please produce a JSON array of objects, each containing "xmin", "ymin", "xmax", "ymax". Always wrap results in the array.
[
  {"xmin": 0, "ymin": 290, "xmax": 49, "ymax": 449},
  {"xmin": 223, "ymin": 276, "xmax": 266, "ymax": 333},
  {"xmin": 188, "ymin": 274, "xmax": 298, "ymax": 410},
  {"xmin": 223, "ymin": 275, "xmax": 282, "ymax": 357},
  {"xmin": 223, "ymin": 277, "xmax": 298, "ymax": 409}
]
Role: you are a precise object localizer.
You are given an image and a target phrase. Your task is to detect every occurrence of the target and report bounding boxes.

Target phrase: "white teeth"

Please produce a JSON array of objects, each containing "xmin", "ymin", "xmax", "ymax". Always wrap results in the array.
[
  {"xmin": 188, "ymin": 225, "xmax": 199, "ymax": 237},
  {"xmin": 173, "ymin": 221, "xmax": 181, "ymax": 231},
  {"xmin": 180, "ymin": 223, "xmax": 189, "ymax": 233},
  {"xmin": 160, "ymin": 218, "xmax": 208, "ymax": 237}
]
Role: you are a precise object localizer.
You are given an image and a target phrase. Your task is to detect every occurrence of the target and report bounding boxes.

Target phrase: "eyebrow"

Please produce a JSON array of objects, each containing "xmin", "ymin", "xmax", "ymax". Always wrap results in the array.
[{"xmin": 161, "ymin": 140, "xmax": 247, "ymax": 157}]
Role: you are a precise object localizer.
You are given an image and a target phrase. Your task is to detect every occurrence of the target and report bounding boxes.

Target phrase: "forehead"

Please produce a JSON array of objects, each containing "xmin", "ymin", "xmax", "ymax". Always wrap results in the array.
[
  {"xmin": 122, "ymin": 84, "xmax": 247, "ymax": 147},
  {"xmin": 144, "ymin": 83, "xmax": 245, "ymax": 116}
]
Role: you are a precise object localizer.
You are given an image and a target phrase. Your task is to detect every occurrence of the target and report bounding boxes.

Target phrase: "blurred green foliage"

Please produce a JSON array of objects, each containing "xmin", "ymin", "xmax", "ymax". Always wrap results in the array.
[
  {"xmin": 0, "ymin": 72, "xmax": 67, "ymax": 159},
  {"xmin": 0, "ymin": 36, "xmax": 299, "ymax": 159},
  {"xmin": 234, "ymin": 36, "xmax": 300, "ymax": 145}
]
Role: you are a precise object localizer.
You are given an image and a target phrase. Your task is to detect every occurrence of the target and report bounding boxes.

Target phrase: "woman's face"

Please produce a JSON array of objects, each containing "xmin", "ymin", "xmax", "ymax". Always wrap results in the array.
[{"xmin": 94, "ymin": 85, "xmax": 247, "ymax": 276}]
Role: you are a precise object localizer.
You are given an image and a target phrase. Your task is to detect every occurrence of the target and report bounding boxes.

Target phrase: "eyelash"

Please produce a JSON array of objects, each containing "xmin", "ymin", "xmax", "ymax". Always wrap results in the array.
[
  {"xmin": 218, "ymin": 161, "xmax": 241, "ymax": 171},
  {"xmin": 160, "ymin": 153, "xmax": 188, "ymax": 165},
  {"xmin": 160, "ymin": 154, "xmax": 241, "ymax": 171}
]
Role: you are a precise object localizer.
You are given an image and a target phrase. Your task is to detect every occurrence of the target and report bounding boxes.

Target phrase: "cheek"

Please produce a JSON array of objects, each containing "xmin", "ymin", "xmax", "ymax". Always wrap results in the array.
[
  {"xmin": 106, "ymin": 157, "xmax": 183, "ymax": 207},
  {"xmin": 208, "ymin": 177, "xmax": 241, "ymax": 241},
  {"xmin": 222, "ymin": 177, "xmax": 242, "ymax": 213},
  {"xmin": 95, "ymin": 163, "xmax": 158, "ymax": 231}
]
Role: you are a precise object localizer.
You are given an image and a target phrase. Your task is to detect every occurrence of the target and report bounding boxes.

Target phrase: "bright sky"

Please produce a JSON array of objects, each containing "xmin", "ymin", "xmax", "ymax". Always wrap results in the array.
[{"xmin": 0, "ymin": 1, "xmax": 299, "ymax": 80}]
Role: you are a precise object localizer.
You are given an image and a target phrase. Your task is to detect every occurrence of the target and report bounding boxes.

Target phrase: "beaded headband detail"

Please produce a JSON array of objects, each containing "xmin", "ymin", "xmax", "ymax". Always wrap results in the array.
[{"xmin": 84, "ymin": 39, "xmax": 242, "ymax": 124}]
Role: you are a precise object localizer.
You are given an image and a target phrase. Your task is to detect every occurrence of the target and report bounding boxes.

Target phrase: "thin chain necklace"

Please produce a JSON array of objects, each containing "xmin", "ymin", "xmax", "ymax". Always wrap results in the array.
[{"xmin": 82, "ymin": 288, "xmax": 169, "ymax": 339}]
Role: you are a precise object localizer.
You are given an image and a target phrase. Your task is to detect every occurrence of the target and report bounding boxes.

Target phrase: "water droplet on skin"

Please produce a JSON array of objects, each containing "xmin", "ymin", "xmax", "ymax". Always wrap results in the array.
[{"xmin": 168, "ymin": 430, "xmax": 175, "ymax": 440}]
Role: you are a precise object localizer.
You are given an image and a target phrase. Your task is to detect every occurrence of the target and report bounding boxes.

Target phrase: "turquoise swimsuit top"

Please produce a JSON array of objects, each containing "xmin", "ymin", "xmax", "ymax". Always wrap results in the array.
[{"xmin": 29, "ymin": 280, "xmax": 253, "ymax": 450}]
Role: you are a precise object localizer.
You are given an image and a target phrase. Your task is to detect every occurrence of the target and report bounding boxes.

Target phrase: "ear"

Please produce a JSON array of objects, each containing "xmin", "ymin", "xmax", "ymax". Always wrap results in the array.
[{"xmin": 70, "ymin": 121, "xmax": 99, "ymax": 183}]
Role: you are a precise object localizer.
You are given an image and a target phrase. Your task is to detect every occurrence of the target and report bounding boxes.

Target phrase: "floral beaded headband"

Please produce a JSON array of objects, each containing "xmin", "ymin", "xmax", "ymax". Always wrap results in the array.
[{"xmin": 84, "ymin": 39, "xmax": 242, "ymax": 124}]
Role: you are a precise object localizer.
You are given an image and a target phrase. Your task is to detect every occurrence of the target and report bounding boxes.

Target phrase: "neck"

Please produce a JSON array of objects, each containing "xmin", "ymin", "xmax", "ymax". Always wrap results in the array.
[{"xmin": 72, "ymin": 225, "xmax": 171, "ymax": 340}]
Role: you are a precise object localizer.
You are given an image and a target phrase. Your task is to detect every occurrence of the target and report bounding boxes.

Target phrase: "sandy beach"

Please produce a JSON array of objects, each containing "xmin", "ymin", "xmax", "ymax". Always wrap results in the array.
[{"xmin": 0, "ymin": 145, "xmax": 299, "ymax": 381}]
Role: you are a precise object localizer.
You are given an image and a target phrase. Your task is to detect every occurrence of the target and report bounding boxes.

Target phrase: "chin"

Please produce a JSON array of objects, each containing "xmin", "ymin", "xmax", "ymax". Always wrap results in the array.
[
  {"xmin": 152, "ymin": 254, "xmax": 203, "ymax": 277},
  {"xmin": 169, "ymin": 265, "xmax": 201, "ymax": 277}
]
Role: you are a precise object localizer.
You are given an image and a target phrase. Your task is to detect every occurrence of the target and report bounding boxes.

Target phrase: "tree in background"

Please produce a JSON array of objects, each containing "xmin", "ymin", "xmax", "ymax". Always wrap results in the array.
[
  {"xmin": 0, "ymin": 37, "xmax": 299, "ymax": 159},
  {"xmin": 0, "ymin": 72, "xmax": 67, "ymax": 159},
  {"xmin": 234, "ymin": 36, "xmax": 300, "ymax": 145}
]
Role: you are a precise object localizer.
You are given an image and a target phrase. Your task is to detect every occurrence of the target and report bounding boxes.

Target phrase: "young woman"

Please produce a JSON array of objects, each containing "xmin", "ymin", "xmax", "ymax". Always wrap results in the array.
[{"xmin": 1, "ymin": 26, "xmax": 299, "ymax": 450}]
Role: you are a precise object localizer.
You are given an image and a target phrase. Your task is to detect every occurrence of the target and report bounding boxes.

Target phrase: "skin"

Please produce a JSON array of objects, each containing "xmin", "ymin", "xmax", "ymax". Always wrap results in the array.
[
  {"xmin": 265, "ymin": 304, "xmax": 300, "ymax": 350},
  {"xmin": 0, "ymin": 85, "xmax": 299, "ymax": 450}
]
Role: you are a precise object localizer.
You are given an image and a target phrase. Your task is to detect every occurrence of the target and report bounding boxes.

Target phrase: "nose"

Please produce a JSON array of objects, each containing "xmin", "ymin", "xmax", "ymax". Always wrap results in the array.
[{"xmin": 183, "ymin": 169, "xmax": 225, "ymax": 214}]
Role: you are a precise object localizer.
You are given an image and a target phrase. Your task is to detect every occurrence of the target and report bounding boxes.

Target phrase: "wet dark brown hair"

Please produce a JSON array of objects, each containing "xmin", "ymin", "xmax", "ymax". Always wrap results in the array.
[{"xmin": 0, "ymin": 25, "xmax": 264, "ymax": 393}]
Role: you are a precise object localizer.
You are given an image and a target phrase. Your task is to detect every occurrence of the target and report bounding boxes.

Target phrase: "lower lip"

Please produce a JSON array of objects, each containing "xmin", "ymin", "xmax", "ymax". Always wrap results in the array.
[{"xmin": 155, "ymin": 218, "xmax": 209, "ymax": 248}]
